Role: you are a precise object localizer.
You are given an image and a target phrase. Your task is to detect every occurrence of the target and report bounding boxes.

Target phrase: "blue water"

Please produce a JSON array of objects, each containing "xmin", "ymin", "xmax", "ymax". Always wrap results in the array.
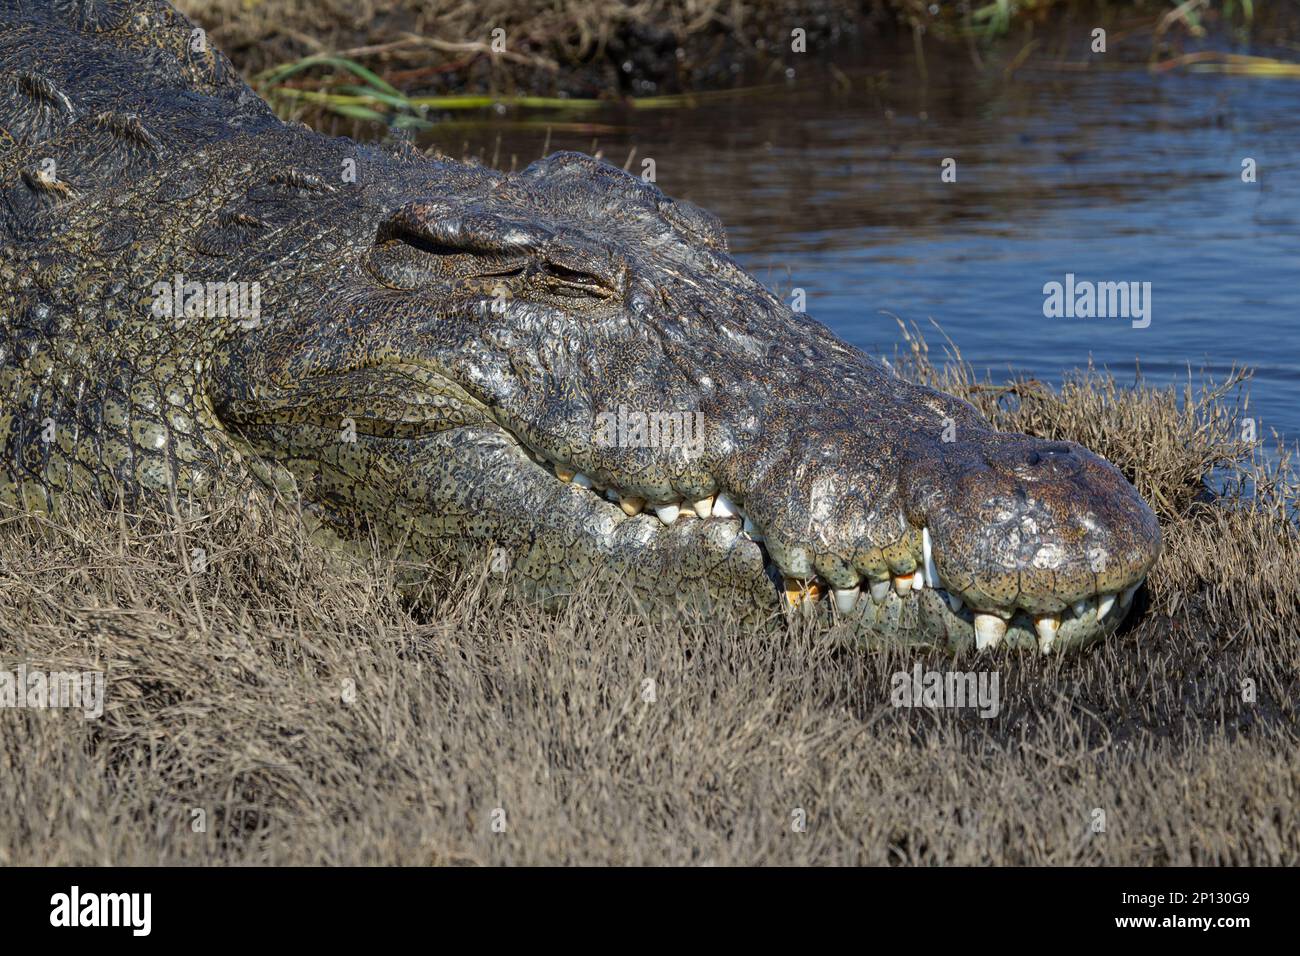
[{"xmin": 425, "ymin": 46, "xmax": 1300, "ymax": 450}]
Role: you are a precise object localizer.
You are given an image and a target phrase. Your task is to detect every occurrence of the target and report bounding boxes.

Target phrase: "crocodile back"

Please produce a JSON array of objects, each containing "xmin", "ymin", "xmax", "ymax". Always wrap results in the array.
[
  {"xmin": 0, "ymin": 0, "xmax": 277, "ymax": 240},
  {"xmin": 0, "ymin": 1, "xmax": 292, "ymax": 509}
]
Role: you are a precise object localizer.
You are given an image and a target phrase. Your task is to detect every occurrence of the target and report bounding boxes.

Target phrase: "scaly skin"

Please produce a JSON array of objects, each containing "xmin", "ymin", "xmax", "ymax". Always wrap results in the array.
[{"xmin": 0, "ymin": 1, "xmax": 1160, "ymax": 652}]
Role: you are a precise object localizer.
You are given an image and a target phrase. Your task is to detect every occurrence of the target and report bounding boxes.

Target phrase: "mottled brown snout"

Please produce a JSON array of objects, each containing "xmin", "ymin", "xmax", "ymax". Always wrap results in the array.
[{"xmin": 903, "ymin": 431, "xmax": 1161, "ymax": 615}]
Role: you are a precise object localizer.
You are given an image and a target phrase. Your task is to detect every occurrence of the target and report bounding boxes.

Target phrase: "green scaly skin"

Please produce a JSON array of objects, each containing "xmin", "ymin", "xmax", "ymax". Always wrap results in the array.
[{"xmin": 0, "ymin": 1, "xmax": 1160, "ymax": 652}]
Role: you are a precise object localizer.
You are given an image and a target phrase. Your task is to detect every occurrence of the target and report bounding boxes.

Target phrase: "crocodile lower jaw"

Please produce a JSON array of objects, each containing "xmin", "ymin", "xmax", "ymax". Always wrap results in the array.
[{"xmin": 529, "ymin": 454, "xmax": 1145, "ymax": 654}]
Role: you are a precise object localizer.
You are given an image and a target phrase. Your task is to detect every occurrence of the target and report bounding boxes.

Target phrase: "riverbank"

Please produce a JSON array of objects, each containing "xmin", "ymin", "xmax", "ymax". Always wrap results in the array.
[{"xmin": 179, "ymin": 1, "xmax": 1275, "ymax": 108}]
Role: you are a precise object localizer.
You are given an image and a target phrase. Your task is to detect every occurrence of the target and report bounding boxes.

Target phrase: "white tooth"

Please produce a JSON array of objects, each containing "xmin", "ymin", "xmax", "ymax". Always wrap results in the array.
[
  {"xmin": 712, "ymin": 493, "xmax": 738, "ymax": 518},
  {"xmin": 742, "ymin": 516, "xmax": 764, "ymax": 542},
  {"xmin": 944, "ymin": 590, "xmax": 964, "ymax": 613},
  {"xmin": 911, "ymin": 569, "xmax": 925, "ymax": 590},
  {"xmin": 572, "ymin": 472, "xmax": 594, "ymax": 490},
  {"xmin": 605, "ymin": 488, "xmax": 621, "ymax": 503},
  {"xmin": 1035, "ymin": 615, "xmax": 1060, "ymax": 654},
  {"xmin": 619, "ymin": 495, "xmax": 646, "ymax": 517},
  {"xmin": 1120, "ymin": 583, "xmax": 1140, "ymax": 607},
  {"xmin": 973, "ymin": 613, "xmax": 1006, "ymax": 650},
  {"xmin": 869, "ymin": 579, "xmax": 891, "ymax": 603},
  {"xmin": 693, "ymin": 496, "xmax": 713, "ymax": 519},
  {"xmin": 678, "ymin": 503, "xmax": 698, "ymax": 518},
  {"xmin": 1073, "ymin": 598, "xmax": 1091, "ymax": 618},
  {"xmin": 833, "ymin": 585, "xmax": 860, "ymax": 613},
  {"xmin": 892, "ymin": 574, "xmax": 912, "ymax": 596},
  {"xmin": 654, "ymin": 503, "xmax": 680, "ymax": 525},
  {"xmin": 921, "ymin": 527, "xmax": 940, "ymax": 588},
  {"xmin": 1097, "ymin": 592, "xmax": 1117, "ymax": 621}
]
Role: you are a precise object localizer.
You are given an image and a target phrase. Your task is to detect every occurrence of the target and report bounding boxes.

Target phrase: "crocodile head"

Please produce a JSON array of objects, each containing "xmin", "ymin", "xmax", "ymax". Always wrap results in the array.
[
  {"xmin": 0, "ymin": 5, "xmax": 1159, "ymax": 653},
  {"xmin": 212, "ymin": 148, "xmax": 1160, "ymax": 652}
]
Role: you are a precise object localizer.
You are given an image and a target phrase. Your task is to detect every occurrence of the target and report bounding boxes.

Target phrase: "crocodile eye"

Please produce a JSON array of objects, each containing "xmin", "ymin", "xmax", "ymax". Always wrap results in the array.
[
  {"xmin": 364, "ymin": 225, "xmax": 529, "ymax": 291},
  {"xmin": 539, "ymin": 261, "xmax": 614, "ymax": 298}
]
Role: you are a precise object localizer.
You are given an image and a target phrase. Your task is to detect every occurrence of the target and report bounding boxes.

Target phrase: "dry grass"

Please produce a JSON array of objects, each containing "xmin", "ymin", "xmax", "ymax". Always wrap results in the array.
[
  {"xmin": 176, "ymin": 1, "xmax": 1257, "ymax": 105},
  {"xmin": 2, "ymin": 332, "xmax": 1296, "ymax": 865},
  {"xmin": 177, "ymin": 0, "xmax": 893, "ymax": 100}
]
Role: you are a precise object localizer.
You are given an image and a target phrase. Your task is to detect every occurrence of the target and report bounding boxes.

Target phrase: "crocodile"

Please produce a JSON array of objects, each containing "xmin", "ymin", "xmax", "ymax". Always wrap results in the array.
[{"xmin": 0, "ymin": 0, "xmax": 1160, "ymax": 653}]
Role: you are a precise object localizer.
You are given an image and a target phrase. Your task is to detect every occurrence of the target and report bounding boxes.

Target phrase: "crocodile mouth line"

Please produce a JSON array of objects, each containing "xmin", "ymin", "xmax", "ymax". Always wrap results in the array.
[
  {"xmin": 223, "ymin": 375, "xmax": 1149, "ymax": 655},
  {"xmin": 512, "ymin": 440, "xmax": 1146, "ymax": 654}
]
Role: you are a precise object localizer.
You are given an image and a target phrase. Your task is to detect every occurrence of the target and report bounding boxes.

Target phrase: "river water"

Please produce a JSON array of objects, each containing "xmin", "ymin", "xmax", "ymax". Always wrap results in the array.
[{"xmin": 422, "ymin": 36, "xmax": 1299, "ymax": 451}]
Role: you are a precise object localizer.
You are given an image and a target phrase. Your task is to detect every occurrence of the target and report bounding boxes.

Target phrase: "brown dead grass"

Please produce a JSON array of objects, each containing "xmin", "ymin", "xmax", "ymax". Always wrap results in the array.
[
  {"xmin": 175, "ymin": 1, "xmax": 1260, "ymax": 103},
  {"xmin": 2, "ymin": 332, "xmax": 1296, "ymax": 866},
  {"xmin": 176, "ymin": 0, "xmax": 895, "ymax": 99}
]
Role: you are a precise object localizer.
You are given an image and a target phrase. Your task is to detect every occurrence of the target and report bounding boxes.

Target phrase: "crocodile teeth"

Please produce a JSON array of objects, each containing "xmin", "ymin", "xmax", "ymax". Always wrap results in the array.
[
  {"xmin": 1097, "ymin": 592, "xmax": 1117, "ymax": 621},
  {"xmin": 892, "ymin": 574, "xmax": 912, "ymax": 596},
  {"xmin": 678, "ymin": 503, "xmax": 698, "ymax": 518},
  {"xmin": 974, "ymin": 613, "xmax": 1006, "ymax": 650},
  {"xmin": 1073, "ymin": 598, "xmax": 1091, "ymax": 618},
  {"xmin": 693, "ymin": 496, "xmax": 713, "ymax": 519},
  {"xmin": 742, "ymin": 516, "xmax": 764, "ymax": 542},
  {"xmin": 869, "ymin": 579, "xmax": 892, "ymax": 603},
  {"xmin": 911, "ymin": 569, "xmax": 925, "ymax": 590},
  {"xmin": 605, "ymin": 488, "xmax": 621, "ymax": 503},
  {"xmin": 620, "ymin": 495, "xmax": 645, "ymax": 517},
  {"xmin": 783, "ymin": 577, "xmax": 824, "ymax": 608},
  {"xmin": 654, "ymin": 503, "xmax": 680, "ymax": 525},
  {"xmin": 712, "ymin": 493, "xmax": 739, "ymax": 518},
  {"xmin": 944, "ymin": 590, "xmax": 964, "ymax": 613},
  {"xmin": 555, "ymin": 466, "xmax": 575, "ymax": 483},
  {"xmin": 1120, "ymin": 582, "xmax": 1140, "ymax": 607},
  {"xmin": 572, "ymin": 472, "xmax": 594, "ymax": 490},
  {"xmin": 921, "ymin": 527, "xmax": 940, "ymax": 588},
  {"xmin": 1035, "ymin": 615, "xmax": 1061, "ymax": 654},
  {"xmin": 833, "ymin": 585, "xmax": 860, "ymax": 613}
]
